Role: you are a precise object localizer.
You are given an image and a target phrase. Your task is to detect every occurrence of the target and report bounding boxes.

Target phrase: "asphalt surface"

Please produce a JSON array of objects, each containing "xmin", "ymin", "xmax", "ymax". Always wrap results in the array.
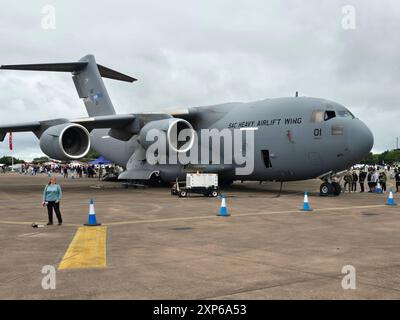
[{"xmin": 1, "ymin": 173, "xmax": 400, "ymax": 299}]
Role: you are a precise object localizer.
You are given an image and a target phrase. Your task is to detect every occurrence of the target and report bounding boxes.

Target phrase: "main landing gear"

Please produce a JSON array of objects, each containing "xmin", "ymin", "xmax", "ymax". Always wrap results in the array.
[{"xmin": 320, "ymin": 181, "xmax": 341, "ymax": 196}]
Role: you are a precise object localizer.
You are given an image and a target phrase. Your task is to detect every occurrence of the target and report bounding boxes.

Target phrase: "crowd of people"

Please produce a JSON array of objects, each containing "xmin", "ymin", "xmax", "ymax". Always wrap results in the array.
[
  {"xmin": 342, "ymin": 165, "xmax": 400, "ymax": 193},
  {"xmin": 1, "ymin": 162, "xmax": 123, "ymax": 180}
]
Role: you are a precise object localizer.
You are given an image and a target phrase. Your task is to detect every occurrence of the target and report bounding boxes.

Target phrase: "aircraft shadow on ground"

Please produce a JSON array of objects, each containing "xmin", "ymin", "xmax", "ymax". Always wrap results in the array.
[{"xmin": 221, "ymin": 182, "xmax": 319, "ymax": 198}]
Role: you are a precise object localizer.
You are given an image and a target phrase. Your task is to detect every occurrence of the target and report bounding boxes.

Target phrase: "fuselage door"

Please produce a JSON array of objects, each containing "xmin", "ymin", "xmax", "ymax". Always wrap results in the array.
[{"xmin": 261, "ymin": 150, "xmax": 272, "ymax": 168}]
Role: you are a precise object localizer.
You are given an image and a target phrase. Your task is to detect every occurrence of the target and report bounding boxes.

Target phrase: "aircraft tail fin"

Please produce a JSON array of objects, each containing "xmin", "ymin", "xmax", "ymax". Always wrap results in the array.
[{"xmin": 0, "ymin": 54, "xmax": 136, "ymax": 117}]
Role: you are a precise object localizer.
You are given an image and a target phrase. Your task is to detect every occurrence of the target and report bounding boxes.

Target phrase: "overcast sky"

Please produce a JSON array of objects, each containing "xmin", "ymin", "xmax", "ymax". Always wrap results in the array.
[{"xmin": 0, "ymin": 0, "xmax": 399, "ymax": 160}]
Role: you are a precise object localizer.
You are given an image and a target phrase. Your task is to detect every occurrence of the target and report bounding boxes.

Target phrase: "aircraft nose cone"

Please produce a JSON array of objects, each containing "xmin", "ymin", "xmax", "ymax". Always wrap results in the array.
[{"xmin": 349, "ymin": 120, "xmax": 374, "ymax": 161}]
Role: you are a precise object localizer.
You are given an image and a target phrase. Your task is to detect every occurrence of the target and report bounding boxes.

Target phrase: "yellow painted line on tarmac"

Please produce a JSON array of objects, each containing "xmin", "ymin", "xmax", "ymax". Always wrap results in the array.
[{"xmin": 58, "ymin": 226, "xmax": 107, "ymax": 270}]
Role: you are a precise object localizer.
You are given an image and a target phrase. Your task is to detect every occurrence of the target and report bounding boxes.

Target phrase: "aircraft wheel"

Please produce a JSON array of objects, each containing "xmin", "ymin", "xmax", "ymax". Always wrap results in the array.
[
  {"xmin": 331, "ymin": 182, "xmax": 342, "ymax": 196},
  {"xmin": 320, "ymin": 182, "xmax": 334, "ymax": 196},
  {"xmin": 179, "ymin": 190, "xmax": 187, "ymax": 198},
  {"xmin": 210, "ymin": 190, "xmax": 219, "ymax": 197}
]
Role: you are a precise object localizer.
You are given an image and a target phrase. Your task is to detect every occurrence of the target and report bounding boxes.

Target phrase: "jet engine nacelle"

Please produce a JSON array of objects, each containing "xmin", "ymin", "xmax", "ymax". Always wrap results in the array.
[
  {"xmin": 139, "ymin": 118, "xmax": 195, "ymax": 153},
  {"xmin": 39, "ymin": 123, "xmax": 91, "ymax": 160}
]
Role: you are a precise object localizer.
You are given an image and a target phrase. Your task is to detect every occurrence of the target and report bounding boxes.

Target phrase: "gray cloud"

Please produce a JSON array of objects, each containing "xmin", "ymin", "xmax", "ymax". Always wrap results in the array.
[{"xmin": 0, "ymin": 0, "xmax": 399, "ymax": 160}]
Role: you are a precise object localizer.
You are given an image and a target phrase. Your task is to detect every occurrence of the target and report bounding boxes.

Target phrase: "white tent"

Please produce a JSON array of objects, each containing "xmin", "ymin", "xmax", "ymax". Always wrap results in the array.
[{"xmin": 69, "ymin": 161, "xmax": 85, "ymax": 166}]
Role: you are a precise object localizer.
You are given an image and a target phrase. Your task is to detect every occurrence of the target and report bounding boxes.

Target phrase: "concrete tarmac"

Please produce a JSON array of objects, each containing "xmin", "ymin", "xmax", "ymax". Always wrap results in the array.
[{"xmin": 1, "ymin": 173, "xmax": 400, "ymax": 299}]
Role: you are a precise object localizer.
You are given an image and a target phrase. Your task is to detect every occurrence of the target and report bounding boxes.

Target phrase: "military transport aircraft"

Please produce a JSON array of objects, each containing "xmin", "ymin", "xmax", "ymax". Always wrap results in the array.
[{"xmin": 0, "ymin": 55, "xmax": 373, "ymax": 196}]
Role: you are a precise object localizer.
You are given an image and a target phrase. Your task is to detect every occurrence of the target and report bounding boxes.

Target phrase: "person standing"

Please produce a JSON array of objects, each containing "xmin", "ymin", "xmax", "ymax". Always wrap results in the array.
[
  {"xmin": 367, "ymin": 171, "xmax": 373, "ymax": 192},
  {"xmin": 63, "ymin": 166, "xmax": 68, "ymax": 179},
  {"xmin": 42, "ymin": 177, "xmax": 63, "ymax": 226},
  {"xmin": 351, "ymin": 171, "xmax": 358, "ymax": 192},
  {"xmin": 359, "ymin": 170, "xmax": 367, "ymax": 192},
  {"xmin": 77, "ymin": 166, "xmax": 83, "ymax": 178},
  {"xmin": 343, "ymin": 172, "xmax": 353, "ymax": 193},
  {"xmin": 380, "ymin": 172, "xmax": 387, "ymax": 193},
  {"xmin": 395, "ymin": 170, "xmax": 400, "ymax": 193},
  {"xmin": 373, "ymin": 170, "xmax": 379, "ymax": 192},
  {"xmin": 99, "ymin": 166, "xmax": 103, "ymax": 181},
  {"xmin": 89, "ymin": 165, "xmax": 95, "ymax": 178}
]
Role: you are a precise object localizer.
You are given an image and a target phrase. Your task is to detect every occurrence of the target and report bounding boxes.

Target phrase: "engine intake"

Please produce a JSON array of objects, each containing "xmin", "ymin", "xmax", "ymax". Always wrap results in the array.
[
  {"xmin": 139, "ymin": 118, "xmax": 194, "ymax": 153},
  {"xmin": 39, "ymin": 123, "xmax": 91, "ymax": 160}
]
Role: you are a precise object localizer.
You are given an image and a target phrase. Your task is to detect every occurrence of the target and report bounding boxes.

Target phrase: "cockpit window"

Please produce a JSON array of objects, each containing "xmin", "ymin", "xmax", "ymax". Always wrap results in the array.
[
  {"xmin": 310, "ymin": 110, "xmax": 325, "ymax": 123},
  {"xmin": 324, "ymin": 110, "xmax": 336, "ymax": 121},
  {"xmin": 337, "ymin": 110, "xmax": 355, "ymax": 119},
  {"xmin": 311, "ymin": 110, "xmax": 338, "ymax": 122}
]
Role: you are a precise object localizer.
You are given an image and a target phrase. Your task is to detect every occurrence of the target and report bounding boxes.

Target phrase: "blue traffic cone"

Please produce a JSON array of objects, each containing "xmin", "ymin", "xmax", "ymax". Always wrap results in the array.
[
  {"xmin": 387, "ymin": 188, "xmax": 396, "ymax": 206},
  {"xmin": 218, "ymin": 194, "xmax": 230, "ymax": 216},
  {"xmin": 300, "ymin": 192, "xmax": 312, "ymax": 211},
  {"xmin": 376, "ymin": 182, "xmax": 382, "ymax": 193},
  {"xmin": 84, "ymin": 198, "xmax": 101, "ymax": 226}
]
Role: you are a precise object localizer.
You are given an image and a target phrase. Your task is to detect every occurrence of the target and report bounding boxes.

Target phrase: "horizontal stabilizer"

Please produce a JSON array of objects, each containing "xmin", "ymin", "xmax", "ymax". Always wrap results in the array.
[
  {"xmin": 0, "ymin": 62, "xmax": 87, "ymax": 73},
  {"xmin": 0, "ymin": 62, "xmax": 136, "ymax": 83},
  {"xmin": 97, "ymin": 64, "xmax": 136, "ymax": 82}
]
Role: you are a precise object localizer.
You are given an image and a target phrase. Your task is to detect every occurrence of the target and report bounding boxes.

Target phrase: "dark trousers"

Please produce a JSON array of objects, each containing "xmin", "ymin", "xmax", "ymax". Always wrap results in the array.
[
  {"xmin": 381, "ymin": 182, "xmax": 386, "ymax": 192},
  {"xmin": 351, "ymin": 182, "xmax": 357, "ymax": 192},
  {"xmin": 368, "ymin": 182, "xmax": 374, "ymax": 192},
  {"xmin": 359, "ymin": 181, "xmax": 365, "ymax": 192},
  {"xmin": 47, "ymin": 201, "xmax": 62, "ymax": 223}
]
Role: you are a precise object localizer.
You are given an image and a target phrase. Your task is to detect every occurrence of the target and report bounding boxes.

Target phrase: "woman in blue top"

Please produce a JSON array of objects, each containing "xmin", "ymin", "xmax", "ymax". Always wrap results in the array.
[{"xmin": 42, "ymin": 177, "xmax": 63, "ymax": 225}]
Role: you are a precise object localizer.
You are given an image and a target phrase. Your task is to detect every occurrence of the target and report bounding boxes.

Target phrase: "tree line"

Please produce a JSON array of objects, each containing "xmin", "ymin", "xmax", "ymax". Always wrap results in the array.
[
  {"xmin": 360, "ymin": 150, "xmax": 400, "ymax": 165},
  {"xmin": 0, "ymin": 149, "xmax": 100, "ymax": 165}
]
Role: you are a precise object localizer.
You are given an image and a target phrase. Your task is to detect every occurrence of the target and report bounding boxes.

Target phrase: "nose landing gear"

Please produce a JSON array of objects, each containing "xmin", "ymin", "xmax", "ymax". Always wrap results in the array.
[{"xmin": 320, "ymin": 181, "xmax": 341, "ymax": 196}]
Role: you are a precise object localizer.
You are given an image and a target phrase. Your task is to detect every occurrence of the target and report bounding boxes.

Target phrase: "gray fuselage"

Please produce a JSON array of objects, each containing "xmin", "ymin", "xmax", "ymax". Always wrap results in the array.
[{"xmin": 91, "ymin": 97, "xmax": 373, "ymax": 182}]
